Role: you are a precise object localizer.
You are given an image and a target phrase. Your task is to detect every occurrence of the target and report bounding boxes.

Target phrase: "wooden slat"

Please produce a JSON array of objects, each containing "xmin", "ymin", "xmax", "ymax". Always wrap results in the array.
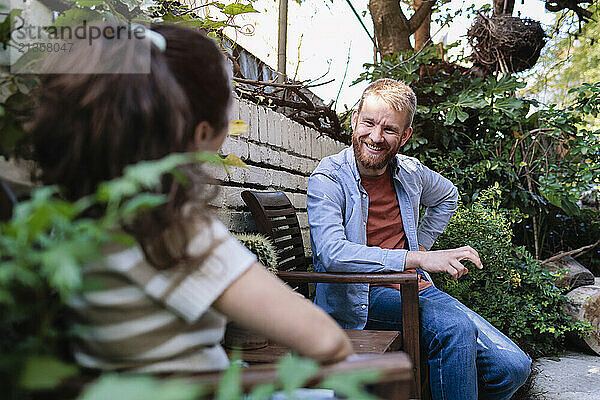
[
  {"xmin": 264, "ymin": 208, "xmax": 295, "ymax": 218},
  {"xmin": 279, "ymin": 246, "xmax": 305, "ymax": 260},
  {"xmin": 269, "ymin": 216, "xmax": 298, "ymax": 229},
  {"xmin": 272, "ymin": 236, "xmax": 303, "ymax": 249},
  {"xmin": 270, "ymin": 226, "xmax": 301, "ymax": 237}
]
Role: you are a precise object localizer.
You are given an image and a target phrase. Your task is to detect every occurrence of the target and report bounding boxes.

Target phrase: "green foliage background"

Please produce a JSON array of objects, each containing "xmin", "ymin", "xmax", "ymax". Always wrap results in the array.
[
  {"xmin": 351, "ymin": 44, "xmax": 600, "ymax": 273},
  {"xmin": 432, "ymin": 187, "xmax": 590, "ymax": 357}
]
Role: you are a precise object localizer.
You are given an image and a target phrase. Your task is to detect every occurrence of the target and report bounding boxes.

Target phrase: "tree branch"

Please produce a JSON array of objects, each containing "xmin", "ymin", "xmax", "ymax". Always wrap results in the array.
[
  {"xmin": 408, "ymin": 0, "xmax": 437, "ymax": 33},
  {"xmin": 541, "ymin": 239, "xmax": 600, "ymax": 264}
]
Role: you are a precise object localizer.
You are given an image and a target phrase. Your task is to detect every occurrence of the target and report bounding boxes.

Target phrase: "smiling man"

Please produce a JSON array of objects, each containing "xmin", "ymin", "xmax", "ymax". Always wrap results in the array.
[{"xmin": 307, "ymin": 79, "xmax": 531, "ymax": 399}]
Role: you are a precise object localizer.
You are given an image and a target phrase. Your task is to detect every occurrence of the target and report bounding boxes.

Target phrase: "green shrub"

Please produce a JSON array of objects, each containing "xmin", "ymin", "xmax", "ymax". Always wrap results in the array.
[
  {"xmin": 234, "ymin": 233, "xmax": 279, "ymax": 274},
  {"xmin": 432, "ymin": 187, "xmax": 591, "ymax": 357}
]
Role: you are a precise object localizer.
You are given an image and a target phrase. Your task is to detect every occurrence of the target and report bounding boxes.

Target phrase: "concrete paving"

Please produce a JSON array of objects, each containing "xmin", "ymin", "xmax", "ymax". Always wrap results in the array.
[{"xmin": 529, "ymin": 351, "xmax": 600, "ymax": 399}]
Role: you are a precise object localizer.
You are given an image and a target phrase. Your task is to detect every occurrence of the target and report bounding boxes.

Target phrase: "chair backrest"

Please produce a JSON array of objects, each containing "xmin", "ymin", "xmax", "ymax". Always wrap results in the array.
[
  {"xmin": 241, "ymin": 190, "xmax": 312, "ymax": 297},
  {"xmin": 241, "ymin": 190, "xmax": 309, "ymax": 273},
  {"xmin": 0, "ymin": 178, "xmax": 18, "ymax": 222}
]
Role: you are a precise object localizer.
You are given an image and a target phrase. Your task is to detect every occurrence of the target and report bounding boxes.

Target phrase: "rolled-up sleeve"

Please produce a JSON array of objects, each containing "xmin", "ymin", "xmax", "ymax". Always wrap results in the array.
[{"xmin": 307, "ymin": 172, "xmax": 407, "ymax": 273}]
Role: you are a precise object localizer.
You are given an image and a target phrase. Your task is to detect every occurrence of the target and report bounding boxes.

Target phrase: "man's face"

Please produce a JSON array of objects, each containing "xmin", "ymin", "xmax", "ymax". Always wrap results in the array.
[{"xmin": 351, "ymin": 95, "xmax": 413, "ymax": 176}]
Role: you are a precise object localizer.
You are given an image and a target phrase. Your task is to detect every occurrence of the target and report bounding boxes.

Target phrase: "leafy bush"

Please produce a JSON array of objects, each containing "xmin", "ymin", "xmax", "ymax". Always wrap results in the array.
[{"xmin": 432, "ymin": 187, "xmax": 591, "ymax": 357}]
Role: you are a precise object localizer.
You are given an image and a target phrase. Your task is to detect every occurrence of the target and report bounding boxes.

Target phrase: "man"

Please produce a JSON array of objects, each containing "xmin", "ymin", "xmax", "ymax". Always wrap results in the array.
[{"xmin": 307, "ymin": 79, "xmax": 531, "ymax": 399}]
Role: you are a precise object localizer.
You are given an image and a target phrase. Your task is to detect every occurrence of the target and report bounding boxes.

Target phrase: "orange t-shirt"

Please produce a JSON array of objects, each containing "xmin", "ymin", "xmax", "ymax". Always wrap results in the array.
[{"xmin": 360, "ymin": 169, "xmax": 432, "ymax": 291}]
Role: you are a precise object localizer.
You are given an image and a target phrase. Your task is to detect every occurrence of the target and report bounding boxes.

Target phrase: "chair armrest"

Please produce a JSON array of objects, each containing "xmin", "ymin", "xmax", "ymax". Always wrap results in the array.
[
  {"xmin": 191, "ymin": 352, "xmax": 413, "ymax": 399},
  {"xmin": 276, "ymin": 270, "xmax": 418, "ymax": 285}
]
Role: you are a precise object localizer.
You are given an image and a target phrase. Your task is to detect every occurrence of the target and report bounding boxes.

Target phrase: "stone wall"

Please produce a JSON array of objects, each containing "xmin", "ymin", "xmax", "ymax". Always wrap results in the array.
[{"xmin": 209, "ymin": 97, "xmax": 347, "ymax": 255}]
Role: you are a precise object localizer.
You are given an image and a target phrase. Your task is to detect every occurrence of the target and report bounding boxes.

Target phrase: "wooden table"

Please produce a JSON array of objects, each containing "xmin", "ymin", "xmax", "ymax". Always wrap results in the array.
[{"xmin": 229, "ymin": 330, "xmax": 402, "ymax": 364}]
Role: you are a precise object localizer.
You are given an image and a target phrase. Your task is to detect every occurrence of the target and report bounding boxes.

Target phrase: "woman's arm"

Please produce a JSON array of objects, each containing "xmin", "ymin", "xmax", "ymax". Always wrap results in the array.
[{"xmin": 212, "ymin": 262, "xmax": 354, "ymax": 363}]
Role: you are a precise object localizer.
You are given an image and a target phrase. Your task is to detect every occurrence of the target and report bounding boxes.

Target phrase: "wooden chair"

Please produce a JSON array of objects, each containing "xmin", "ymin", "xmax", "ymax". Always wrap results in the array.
[{"xmin": 241, "ymin": 190, "xmax": 422, "ymax": 399}]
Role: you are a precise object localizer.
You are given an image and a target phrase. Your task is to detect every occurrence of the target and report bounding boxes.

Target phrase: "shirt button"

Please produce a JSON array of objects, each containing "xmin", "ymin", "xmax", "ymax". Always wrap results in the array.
[
  {"xmin": 361, "ymin": 305, "xmax": 367, "ymax": 310},
  {"xmin": 362, "ymin": 194, "xmax": 366, "ymax": 198}
]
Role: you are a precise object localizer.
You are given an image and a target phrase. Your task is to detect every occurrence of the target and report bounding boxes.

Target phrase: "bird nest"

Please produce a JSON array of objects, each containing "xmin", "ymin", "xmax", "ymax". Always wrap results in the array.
[{"xmin": 467, "ymin": 14, "xmax": 547, "ymax": 74}]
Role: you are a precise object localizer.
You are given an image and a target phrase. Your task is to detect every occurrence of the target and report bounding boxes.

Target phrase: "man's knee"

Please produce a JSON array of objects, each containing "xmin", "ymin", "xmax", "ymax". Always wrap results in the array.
[
  {"xmin": 509, "ymin": 351, "xmax": 532, "ymax": 388},
  {"xmin": 491, "ymin": 350, "xmax": 531, "ymax": 391},
  {"xmin": 425, "ymin": 310, "xmax": 478, "ymax": 347}
]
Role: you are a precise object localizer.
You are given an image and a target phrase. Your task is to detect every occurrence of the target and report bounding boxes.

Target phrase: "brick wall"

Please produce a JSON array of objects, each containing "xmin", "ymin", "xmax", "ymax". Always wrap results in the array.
[{"xmin": 208, "ymin": 97, "xmax": 347, "ymax": 255}]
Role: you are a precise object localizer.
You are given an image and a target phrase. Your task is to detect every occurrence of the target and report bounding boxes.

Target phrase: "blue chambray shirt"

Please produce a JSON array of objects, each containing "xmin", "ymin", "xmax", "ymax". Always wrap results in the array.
[{"xmin": 307, "ymin": 147, "xmax": 459, "ymax": 329}]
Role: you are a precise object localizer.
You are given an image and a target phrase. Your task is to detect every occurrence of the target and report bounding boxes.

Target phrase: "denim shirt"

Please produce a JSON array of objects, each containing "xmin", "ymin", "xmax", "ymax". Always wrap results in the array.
[{"xmin": 307, "ymin": 147, "xmax": 458, "ymax": 329}]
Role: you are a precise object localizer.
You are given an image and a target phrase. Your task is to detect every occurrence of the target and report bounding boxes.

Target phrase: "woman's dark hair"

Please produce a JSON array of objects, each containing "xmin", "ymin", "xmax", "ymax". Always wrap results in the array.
[{"xmin": 28, "ymin": 24, "xmax": 232, "ymax": 267}]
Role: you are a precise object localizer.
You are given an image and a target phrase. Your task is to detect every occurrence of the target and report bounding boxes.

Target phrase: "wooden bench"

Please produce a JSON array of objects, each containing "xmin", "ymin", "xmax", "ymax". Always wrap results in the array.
[{"xmin": 241, "ymin": 190, "xmax": 422, "ymax": 399}]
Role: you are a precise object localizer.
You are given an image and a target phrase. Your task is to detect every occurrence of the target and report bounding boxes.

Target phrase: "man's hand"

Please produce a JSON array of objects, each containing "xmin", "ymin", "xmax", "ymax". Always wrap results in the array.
[{"xmin": 405, "ymin": 246, "xmax": 483, "ymax": 280}]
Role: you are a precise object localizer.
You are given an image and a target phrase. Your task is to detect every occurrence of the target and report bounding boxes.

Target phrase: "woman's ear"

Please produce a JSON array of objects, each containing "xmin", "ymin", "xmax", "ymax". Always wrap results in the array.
[{"xmin": 192, "ymin": 121, "xmax": 216, "ymax": 150}]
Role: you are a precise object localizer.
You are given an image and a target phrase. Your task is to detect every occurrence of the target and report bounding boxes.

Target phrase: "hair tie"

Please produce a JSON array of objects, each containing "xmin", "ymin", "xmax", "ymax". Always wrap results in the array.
[
  {"xmin": 132, "ymin": 24, "xmax": 167, "ymax": 52},
  {"xmin": 145, "ymin": 29, "xmax": 167, "ymax": 52}
]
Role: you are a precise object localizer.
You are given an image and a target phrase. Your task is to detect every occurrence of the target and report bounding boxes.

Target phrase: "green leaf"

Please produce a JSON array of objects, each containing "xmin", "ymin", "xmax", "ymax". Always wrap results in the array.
[
  {"xmin": 222, "ymin": 3, "xmax": 258, "ymax": 16},
  {"xmin": 19, "ymin": 356, "xmax": 78, "ymax": 390},
  {"xmin": 120, "ymin": 193, "xmax": 167, "ymax": 216},
  {"xmin": 319, "ymin": 369, "xmax": 381, "ymax": 400},
  {"xmin": 124, "ymin": 153, "xmax": 191, "ymax": 188},
  {"xmin": 215, "ymin": 360, "xmax": 242, "ymax": 400},
  {"xmin": 75, "ymin": 0, "xmax": 106, "ymax": 7},
  {"xmin": 78, "ymin": 374, "xmax": 204, "ymax": 400},
  {"xmin": 247, "ymin": 383, "xmax": 276, "ymax": 400},
  {"xmin": 278, "ymin": 354, "xmax": 319, "ymax": 393}
]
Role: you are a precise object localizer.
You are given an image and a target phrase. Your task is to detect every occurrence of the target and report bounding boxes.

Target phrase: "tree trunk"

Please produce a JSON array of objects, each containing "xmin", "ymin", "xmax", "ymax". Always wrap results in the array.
[
  {"xmin": 369, "ymin": 0, "xmax": 413, "ymax": 55},
  {"xmin": 493, "ymin": 0, "xmax": 515, "ymax": 15},
  {"xmin": 368, "ymin": 0, "xmax": 436, "ymax": 56},
  {"xmin": 564, "ymin": 285, "xmax": 600, "ymax": 355},
  {"xmin": 544, "ymin": 256, "xmax": 595, "ymax": 291},
  {"xmin": 414, "ymin": 0, "xmax": 431, "ymax": 50}
]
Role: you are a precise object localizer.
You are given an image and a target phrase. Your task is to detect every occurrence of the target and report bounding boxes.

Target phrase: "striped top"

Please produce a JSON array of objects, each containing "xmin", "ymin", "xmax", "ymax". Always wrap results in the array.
[{"xmin": 68, "ymin": 218, "xmax": 256, "ymax": 372}]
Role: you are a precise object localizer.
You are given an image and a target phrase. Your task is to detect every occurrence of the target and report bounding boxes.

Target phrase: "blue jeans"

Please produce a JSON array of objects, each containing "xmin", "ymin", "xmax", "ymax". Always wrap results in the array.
[{"xmin": 365, "ymin": 286, "xmax": 531, "ymax": 400}]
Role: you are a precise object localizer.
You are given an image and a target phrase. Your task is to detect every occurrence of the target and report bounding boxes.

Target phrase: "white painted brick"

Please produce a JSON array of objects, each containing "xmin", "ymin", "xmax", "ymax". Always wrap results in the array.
[
  {"xmin": 260, "ymin": 145, "xmax": 272, "ymax": 164},
  {"xmin": 248, "ymin": 142, "xmax": 261, "ymax": 162},
  {"xmin": 217, "ymin": 186, "xmax": 245, "ymax": 208},
  {"xmin": 246, "ymin": 165, "xmax": 273, "ymax": 187},
  {"xmin": 302, "ymin": 228, "xmax": 312, "ymax": 257},
  {"xmin": 287, "ymin": 124, "xmax": 298, "ymax": 154},
  {"xmin": 297, "ymin": 212, "xmax": 308, "ymax": 229},
  {"xmin": 204, "ymin": 163, "xmax": 228, "ymax": 181},
  {"xmin": 292, "ymin": 192, "xmax": 307, "ymax": 209},
  {"xmin": 279, "ymin": 171, "xmax": 296, "ymax": 191},
  {"xmin": 311, "ymin": 132, "xmax": 321, "ymax": 159},
  {"xmin": 235, "ymin": 100, "xmax": 249, "ymax": 139},
  {"xmin": 300, "ymin": 126, "xmax": 309, "ymax": 157},
  {"xmin": 226, "ymin": 164, "xmax": 248, "ymax": 183},
  {"xmin": 230, "ymin": 96, "xmax": 240, "ymax": 119},
  {"xmin": 298, "ymin": 175, "xmax": 308, "ymax": 192},
  {"xmin": 269, "ymin": 148, "xmax": 282, "ymax": 167},
  {"xmin": 289, "ymin": 154, "xmax": 302, "ymax": 173},
  {"xmin": 248, "ymin": 103, "xmax": 260, "ymax": 142},
  {"xmin": 280, "ymin": 152, "xmax": 292, "ymax": 170},
  {"xmin": 235, "ymin": 139, "xmax": 250, "ymax": 160},
  {"xmin": 258, "ymin": 106, "xmax": 269, "ymax": 144},
  {"xmin": 280, "ymin": 117, "xmax": 289, "ymax": 150},
  {"xmin": 266, "ymin": 109, "xmax": 279, "ymax": 146},
  {"xmin": 305, "ymin": 128, "xmax": 314, "ymax": 159},
  {"xmin": 213, "ymin": 209, "xmax": 233, "ymax": 228},
  {"xmin": 275, "ymin": 115, "xmax": 284, "ymax": 147},
  {"xmin": 313, "ymin": 134, "xmax": 324, "ymax": 159}
]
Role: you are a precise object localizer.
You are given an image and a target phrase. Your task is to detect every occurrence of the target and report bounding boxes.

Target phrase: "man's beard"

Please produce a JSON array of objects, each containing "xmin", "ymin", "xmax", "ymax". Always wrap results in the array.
[{"xmin": 352, "ymin": 135, "xmax": 399, "ymax": 171}]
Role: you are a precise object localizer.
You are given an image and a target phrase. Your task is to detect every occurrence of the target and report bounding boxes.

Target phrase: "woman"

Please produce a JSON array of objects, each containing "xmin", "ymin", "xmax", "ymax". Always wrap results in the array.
[{"xmin": 28, "ymin": 23, "xmax": 353, "ymax": 372}]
